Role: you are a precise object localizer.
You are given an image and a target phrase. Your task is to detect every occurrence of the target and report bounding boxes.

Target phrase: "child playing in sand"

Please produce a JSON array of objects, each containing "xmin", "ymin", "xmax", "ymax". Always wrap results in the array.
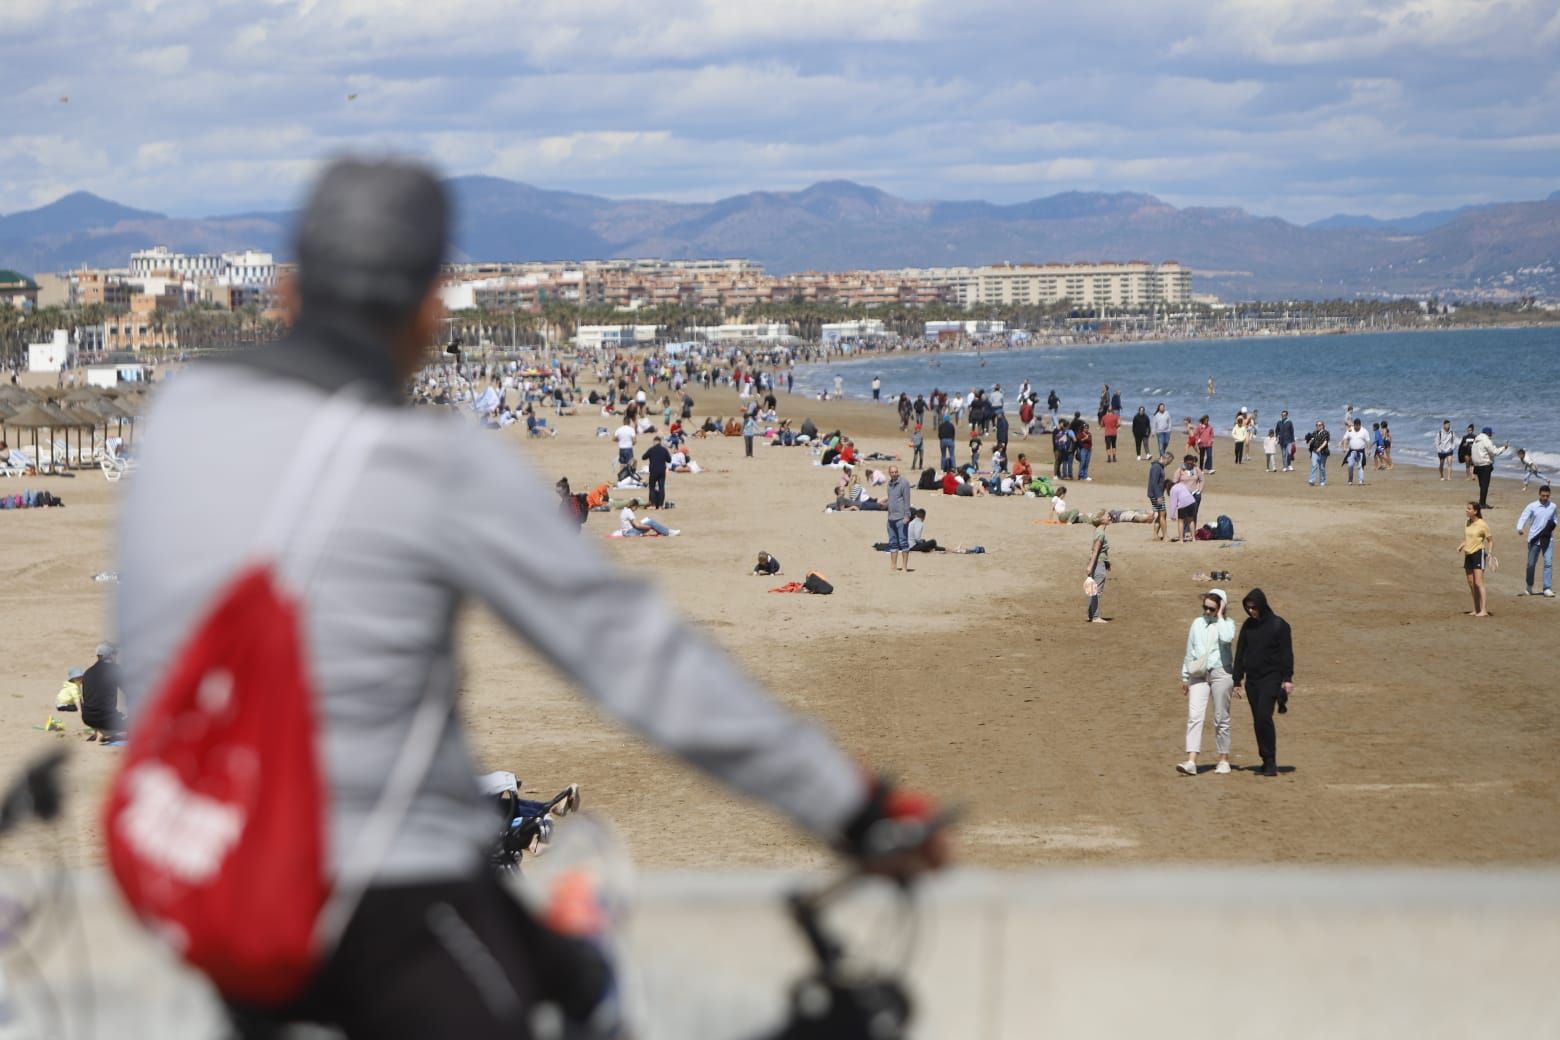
[{"xmin": 1516, "ymin": 449, "xmax": 1547, "ymax": 488}]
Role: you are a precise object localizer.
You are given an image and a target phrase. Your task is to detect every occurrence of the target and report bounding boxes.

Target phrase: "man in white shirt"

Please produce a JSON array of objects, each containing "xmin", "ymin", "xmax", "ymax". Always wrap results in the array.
[
  {"xmin": 1515, "ymin": 485, "xmax": 1555, "ymax": 597},
  {"xmin": 614, "ymin": 422, "xmax": 636, "ymax": 467},
  {"xmin": 619, "ymin": 499, "xmax": 677, "ymax": 537},
  {"xmin": 1343, "ymin": 420, "xmax": 1371, "ymax": 485},
  {"xmin": 1470, "ymin": 426, "xmax": 1509, "ymax": 509}
]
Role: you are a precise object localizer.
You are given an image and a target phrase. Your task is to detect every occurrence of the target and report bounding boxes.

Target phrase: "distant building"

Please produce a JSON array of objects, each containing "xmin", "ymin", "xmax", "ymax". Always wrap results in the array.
[
  {"xmin": 821, "ymin": 319, "xmax": 886, "ymax": 343},
  {"xmin": 574, "ymin": 324, "xmax": 661, "ymax": 349},
  {"xmin": 0, "ymin": 270, "xmax": 39, "ymax": 310},
  {"xmin": 27, "ymin": 330, "xmax": 74, "ymax": 372},
  {"xmin": 130, "ymin": 246, "xmax": 275, "ymax": 288},
  {"xmin": 693, "ymin": 322, "xmax": 792, "ymax": 344},
  {"xmin": 913, "ymin": 261, "xmax": 1192, "ymax": 308},
  {"xmin": 925, "ymin": 319, "xmax": 1006, "ymax": 339}
]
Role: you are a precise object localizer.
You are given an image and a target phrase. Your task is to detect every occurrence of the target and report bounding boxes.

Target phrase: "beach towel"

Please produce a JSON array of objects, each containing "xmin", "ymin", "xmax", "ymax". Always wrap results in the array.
[{"xmin": 769, "ymin": 581, "xmax": 806, "ymax": 593}]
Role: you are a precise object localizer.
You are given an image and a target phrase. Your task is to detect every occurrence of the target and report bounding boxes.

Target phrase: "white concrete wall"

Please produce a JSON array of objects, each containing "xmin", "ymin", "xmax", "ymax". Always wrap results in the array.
[{"xmin": 2, "ymin": 868, "xmax": 1556, "ymax": 1039}]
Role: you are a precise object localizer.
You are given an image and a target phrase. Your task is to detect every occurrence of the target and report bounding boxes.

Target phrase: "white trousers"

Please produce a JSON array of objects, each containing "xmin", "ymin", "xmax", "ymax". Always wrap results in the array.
[{"xmin": 1185, "ymin": 666, "xmax": 1233, "ymax": 755}]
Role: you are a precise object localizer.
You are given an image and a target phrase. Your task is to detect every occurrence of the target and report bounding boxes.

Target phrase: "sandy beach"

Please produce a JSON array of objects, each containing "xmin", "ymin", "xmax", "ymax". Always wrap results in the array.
[{"xmin": 2, "ymin": 378, "xmax": 1557, "ymax": 872}]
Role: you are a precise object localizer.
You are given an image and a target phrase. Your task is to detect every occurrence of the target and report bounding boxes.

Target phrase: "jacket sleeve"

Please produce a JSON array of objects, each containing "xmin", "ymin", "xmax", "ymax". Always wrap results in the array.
[
  {"xmin": 1231, "ymin": 625, "xmax": 1246, "ymax": 686},
  {"xmin": 1179, "ymin": 623, "xmax": 1198, "ymax": 682},
  {"xmin": 433, "ymin": 431, "xmax": 868, "ymax": 841},
  {"xmin": 1277, "ymin": 620, "xmax": 1295, "ymax": 684}
]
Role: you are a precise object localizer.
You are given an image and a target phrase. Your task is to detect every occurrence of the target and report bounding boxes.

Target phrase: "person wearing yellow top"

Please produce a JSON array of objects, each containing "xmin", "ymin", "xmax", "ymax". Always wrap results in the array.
[
  {"xmin": 1461, "ymin": 501, "xmax": 1497, "ymax": 617},
  {"xmin": 55, "ymin": 667, "xmax": 84, "ymax": 711}
]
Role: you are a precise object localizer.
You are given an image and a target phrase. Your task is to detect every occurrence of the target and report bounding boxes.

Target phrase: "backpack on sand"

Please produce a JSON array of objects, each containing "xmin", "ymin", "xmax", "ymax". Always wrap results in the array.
[
  {"xmin": 1214, "ymin": 515, "xmax": 1235, "ymax": 540},
  {"xmin": 803, "ymin": 572, "xmax": 834, "ymax": 595}
]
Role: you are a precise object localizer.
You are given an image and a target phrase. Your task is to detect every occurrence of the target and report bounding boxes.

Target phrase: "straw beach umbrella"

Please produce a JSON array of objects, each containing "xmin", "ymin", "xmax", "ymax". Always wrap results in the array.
[{"xmin": 3, "ymin": 403, "xmax": 67, "ymax": 473}]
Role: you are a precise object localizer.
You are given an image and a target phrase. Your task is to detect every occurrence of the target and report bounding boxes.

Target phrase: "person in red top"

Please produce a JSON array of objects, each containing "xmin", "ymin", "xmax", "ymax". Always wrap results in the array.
[
  {"xmin": 1011, "ymin": 453, "xmax": 1033, "ymax": 484},
  {"xmin": 1194, "ymin": 416, "xmax": 1216, "ymax": 473},
  {"xmin": 942, "ymin": 469, "xmax": 960, "ymax": 495},
  {"xmin": 1100, "ymin": 409, "xmax": 1122, "ymax": 464},
  {"xmin": 839, "ymin": 440, "xmax": 857, "ymax": 465}
]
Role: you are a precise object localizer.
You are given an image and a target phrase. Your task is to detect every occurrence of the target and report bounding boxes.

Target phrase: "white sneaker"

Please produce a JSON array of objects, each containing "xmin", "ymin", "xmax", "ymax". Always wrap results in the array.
[
  {"xmin": 1545, "ymin": 589, "xmax": 1556, "ymax": 598},
  {"xmin": 1176, "ymin": 760, "xmax": 1197, "ymax": 776},
  {"xmin": 669, "ymin": 529, "xmax": 681, "ymax": 536},
  {"xmin": 1215, "ymin": 761, "xmax": 1231, "ymax": 775}
]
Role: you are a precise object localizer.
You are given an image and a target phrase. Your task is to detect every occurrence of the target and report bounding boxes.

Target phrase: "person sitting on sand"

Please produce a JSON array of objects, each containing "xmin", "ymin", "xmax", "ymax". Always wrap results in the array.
[
  {"xmin": 751, "ymin": 551, "xmax": 781, "ymax": 575},
  {"xmin": 56, "ymin": 667, "xmax": 85, "ymax": 712},
  {"xmin": 620, "ymin": 499, "xmax": 679, "ymax": 537},
  {"xmin": 723, "ymin": 417, "xmax": 743, "ymax": 437},
  {"xmin": 1011, "ymin": 453, "xmax": 1033, "ymax": 484}
]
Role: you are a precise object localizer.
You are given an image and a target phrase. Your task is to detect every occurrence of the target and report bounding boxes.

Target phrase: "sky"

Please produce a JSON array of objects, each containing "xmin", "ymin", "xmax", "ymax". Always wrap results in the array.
[{"xmin": 2, "ymin": 0, "xmax": 1558, "ymax": 224}]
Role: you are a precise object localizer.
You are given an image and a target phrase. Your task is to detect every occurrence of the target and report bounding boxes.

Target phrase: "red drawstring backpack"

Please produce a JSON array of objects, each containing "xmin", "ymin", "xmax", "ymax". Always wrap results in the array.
[{"xmin": 104, "ymin": 395, "xmax": 443, "ymax": 1007}]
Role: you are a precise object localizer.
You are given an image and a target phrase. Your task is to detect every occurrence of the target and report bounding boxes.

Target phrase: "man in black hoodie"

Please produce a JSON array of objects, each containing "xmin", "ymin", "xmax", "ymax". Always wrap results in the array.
[{"xmin": 1231, "ymin": 588, "xmax": 1294, "ymax": 776}]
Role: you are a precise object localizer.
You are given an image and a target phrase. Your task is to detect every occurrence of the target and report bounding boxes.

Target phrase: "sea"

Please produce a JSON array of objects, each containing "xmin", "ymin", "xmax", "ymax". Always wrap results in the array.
[{"xmin": 791, "ymin": 326, "xmax": 1560, "ymax": 473}]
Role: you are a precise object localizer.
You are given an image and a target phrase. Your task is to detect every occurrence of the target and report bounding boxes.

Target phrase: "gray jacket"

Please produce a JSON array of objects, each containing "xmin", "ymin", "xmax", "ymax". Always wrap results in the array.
[
  {"xmin": 117, "ymin": 361, "xmax": 865, "ymax": 884},
  {"xmin": 886, "ymin": 476, "xmax": 912, "ymax": 521}
]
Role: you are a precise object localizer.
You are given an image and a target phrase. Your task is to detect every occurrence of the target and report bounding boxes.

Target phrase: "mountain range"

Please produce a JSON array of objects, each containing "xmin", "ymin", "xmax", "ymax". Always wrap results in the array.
[{"xmin": 3, "ymin": 181, "xmax": 1558, "ymax": 301}]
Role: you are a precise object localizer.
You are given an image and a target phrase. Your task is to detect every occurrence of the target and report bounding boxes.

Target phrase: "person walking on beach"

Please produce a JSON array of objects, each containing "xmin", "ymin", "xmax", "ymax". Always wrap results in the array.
[
  {"xmin": 113, "ymin": 159, "xmax": 947, "ymax": 1037},
  {"xmin": 1147, "ymin": 451, "xmax": 1169, "ymax": 541},
  {"xmin": 1047, "ymin": 389, "xmax": 1060, "ymax": 426},
  {"xmin": 1461, "ymin": 501, "xmax": 1496, "ymax": 616},
  {"xmin": 909, "ymin": 423, "xmax": 924, "ymax": 471},
  {"xmin": 1084, "ymin": 512, "xmax": 1112, "ymax": 623},
  {"xmin": 937, "ymin": 414, "xmax": 956, "ymax": 472},
  {"xmin": 872, "ymin": 375, "xmax": 881, "ymax": 401},
  {"xmin": 1132, "ymin": 406, "xmax": 1151, "ymax": 461},
  {"xmin": 1275, "ymin": 410, "xmax": 1295, "ymax": 471},
  {"xmin": 1458, "ymin": 424, "xmax": 1477, "ymax": 480},
  {"xmin": 1514, "ymin": 485, "xmax": 1554, "ymax": 598},
  {"xmin": 1231, "ymin": 589, "xmax": 1294, "ymax": 777},
  {"xmin": 886, "ymin": 465, "xmax": 913, "ymax": 574},
  {"xmin": 1100, "ymin": 408, "xmax": 1120, "ymax": 464},
  {"xmin": 1231, "ymin": 413, "xmax": 1250, "ymax": 466},
  {"xmin": 1177, "ymin": 589, "xmax": 1236, "ymax": 776},
  {"xmin": 1151, "ymin": 403, "xmax": 1172, "ymax": 457},
  {"xmin": 1343, "ymin": 420, "xmax": 1371, "ymax": 485},
  {"xmin": 1194, "ymin": 416, "xmax": 1215, "ymax": 473},
  {"xmin": 1471, "ymin": 427, "xmax": 1509, "ymax": 509},
  {"xmin": 1435, "ymin": 420, "xmax": 1457, "ymax": 481},
  {"xmin": 1306, "ymin": 421, "xmax": 1330, "ymax": 487}
]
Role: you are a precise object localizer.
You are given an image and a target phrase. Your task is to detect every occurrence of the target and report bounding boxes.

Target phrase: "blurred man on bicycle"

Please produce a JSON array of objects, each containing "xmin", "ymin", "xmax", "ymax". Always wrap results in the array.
[{"xmin": 115, "ymin": 157, "xmax": 946, "ymax": 1038}]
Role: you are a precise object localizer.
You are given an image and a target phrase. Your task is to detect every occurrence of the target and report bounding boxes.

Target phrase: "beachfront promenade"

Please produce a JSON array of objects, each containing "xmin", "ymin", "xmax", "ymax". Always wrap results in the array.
[{"xmin": 3, "ymin": 867, "xmax": 1556, "ymax": 1038}]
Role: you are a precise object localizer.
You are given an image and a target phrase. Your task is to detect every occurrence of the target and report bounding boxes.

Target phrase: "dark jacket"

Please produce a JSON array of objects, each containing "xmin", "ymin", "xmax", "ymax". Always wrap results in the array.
[
  {"xmin": 1232, "ymin": 588, "xmax": 1294, "ymax": 687},
  {"xmin": 1147, "ymin": 458, "xmax": 1166, "ymax": 498},
  {"xmin": 642, "ymin": 443, "xmax": 672, "ymax": 475},
  {"xmin": 81, "ymin": 658, "xmax": 122, "ymax": 731},
  {"xmin": 1275, "ymin": 418, "xmax": 1295, "ymax": 446},
  {"xmin": 937, "ymin": 418, "xmax": 956, "ymax": 441},
  {"xmin": 1132, "ymin": 412, "xmax": 1151, "ymax": 439}
]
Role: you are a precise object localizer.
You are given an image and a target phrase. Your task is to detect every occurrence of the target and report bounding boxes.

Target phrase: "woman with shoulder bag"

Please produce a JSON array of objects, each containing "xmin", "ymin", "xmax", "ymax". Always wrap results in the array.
[{"xmin": 1176, "ymin": 589, "xmax": 1238, "ymax": 775}]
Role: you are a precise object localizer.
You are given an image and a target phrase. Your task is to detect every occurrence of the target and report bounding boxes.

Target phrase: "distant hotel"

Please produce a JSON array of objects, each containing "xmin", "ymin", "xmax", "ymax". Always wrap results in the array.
[
  {"xmin": 438, "ymin": 258, "xmax": 1191, "ymax": 313},
  {"xmin": 904, "ymin": 261, "xmax": 1192, "ymax": 308}
]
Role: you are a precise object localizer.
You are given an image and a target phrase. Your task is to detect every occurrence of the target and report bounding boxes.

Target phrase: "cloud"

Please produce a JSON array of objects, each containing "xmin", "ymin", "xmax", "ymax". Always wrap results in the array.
[{"xmin": 0, "ymin": 0, "xmax": 1556, "ymax": 226}]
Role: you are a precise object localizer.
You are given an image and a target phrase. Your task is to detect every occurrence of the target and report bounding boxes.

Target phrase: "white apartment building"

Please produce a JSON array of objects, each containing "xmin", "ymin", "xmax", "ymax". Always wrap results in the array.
[
  {"xmin": 219, "ymin": 250, "xmax": 277, "ymax": 287},
  {"xmin": 820, "ymin": 319, "xmax": 886, "ymax": 343},
  {"xmin": 575, "ymin": 324, "xmax": 662, "ymax": 349},
  {"xmin": 692, "ymin": 322, "xmax": 792, "ymax": 344},
  {"xmin": 913, "ymin": 261, "xmax": 1191, "ymax": 308},
  {"xmin": 130, "ymin": 246, "xmax": 276, "ymax": 287}
]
